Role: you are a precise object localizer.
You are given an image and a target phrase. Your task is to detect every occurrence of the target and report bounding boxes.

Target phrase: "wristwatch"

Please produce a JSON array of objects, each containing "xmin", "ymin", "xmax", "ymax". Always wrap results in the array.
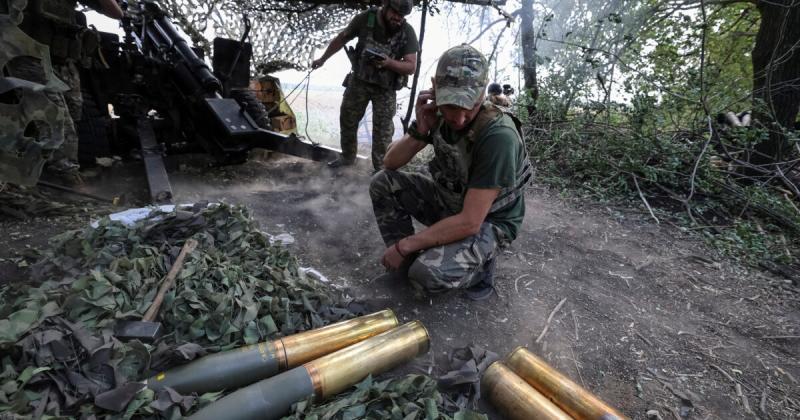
[{"xmin": 407, "ymin": 120, "xmax": 432, "ymax": 142}]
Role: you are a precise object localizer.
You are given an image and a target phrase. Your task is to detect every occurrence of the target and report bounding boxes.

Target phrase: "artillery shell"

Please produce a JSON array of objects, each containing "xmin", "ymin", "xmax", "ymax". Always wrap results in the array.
[
  {"xmin": 147, "ymin": 309, "xmax": 398, "ymax": 394},
  {"xmin": 188, "ymin": 321, "xmax": 429, "ymax": 420}
]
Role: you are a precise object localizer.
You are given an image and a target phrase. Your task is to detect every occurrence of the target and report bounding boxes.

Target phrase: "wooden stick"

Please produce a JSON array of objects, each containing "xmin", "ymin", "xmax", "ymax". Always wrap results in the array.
[
  {"xmin": 143, "ymin": 239, "xmax": 198, "ymax": 322},
  {"xmin": 633, "ymin": 175, "xmax": 659, "ymax": 224},
  {"xmin": 711, "ymin": 364, "xmax": 753, "ymax": 415},
  {"xmin": 536, "ymin": 298, "xmax": 567, "ymax": 343}
]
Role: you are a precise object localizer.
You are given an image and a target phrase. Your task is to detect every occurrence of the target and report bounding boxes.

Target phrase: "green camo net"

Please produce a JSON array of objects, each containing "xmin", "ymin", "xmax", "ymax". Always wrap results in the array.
[{"xmin": 161, "ymin": 0, "xmax": 359, "ymax": 72}]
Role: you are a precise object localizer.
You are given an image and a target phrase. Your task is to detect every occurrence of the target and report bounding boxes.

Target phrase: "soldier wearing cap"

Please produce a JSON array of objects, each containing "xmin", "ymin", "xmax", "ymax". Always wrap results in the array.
[
  {"xmin": 487, "ymin": 82, "xmax": 511, "ymax": 108},
  {"xmin": 370, "ymin": 44, "xmax": 532, "ymax": 300},
  {"xmin": 312, "ymin": 0, "xmax": 419, "ymax": 171}
]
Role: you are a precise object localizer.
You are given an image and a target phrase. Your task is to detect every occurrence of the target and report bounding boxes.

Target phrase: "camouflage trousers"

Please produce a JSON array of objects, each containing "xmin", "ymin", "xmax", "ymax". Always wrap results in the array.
[
  {"xmin": 7, "ymin": 57, "xmax": 81, "ymax": 163},
  {"xmin": 340, "ymin": 76, "xmax": 396, "ymax": 170},
  {"xmin": 370, "ymin": 169, "xmax": 502, "ymax": 294}
]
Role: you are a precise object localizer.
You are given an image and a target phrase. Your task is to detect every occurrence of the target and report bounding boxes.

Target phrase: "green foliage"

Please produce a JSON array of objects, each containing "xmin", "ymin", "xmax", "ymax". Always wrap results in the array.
[
  {"xmin": 526, "ymin": 106, "xmax": 800, "ymax": 266},
  {"xmin": 284, "ymin": 375, "xmax": 486, "ymax": 420},
  {"xmin": 515, "ymin": 0, "xmax": 800, "ymax": 268}
]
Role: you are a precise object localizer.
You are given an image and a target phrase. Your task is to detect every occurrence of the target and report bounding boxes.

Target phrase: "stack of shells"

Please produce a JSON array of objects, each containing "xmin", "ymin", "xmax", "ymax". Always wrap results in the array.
[
  {"xmin": 142, "ymin": 310, "xmax": 429, "ymax": 420},
  {"xmin": 482, "ymin": 347, "xmax": 628, "ymax": 420}
]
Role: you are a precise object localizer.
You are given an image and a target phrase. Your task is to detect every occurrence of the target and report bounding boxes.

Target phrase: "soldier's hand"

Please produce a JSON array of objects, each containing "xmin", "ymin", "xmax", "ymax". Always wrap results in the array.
[
  {"xmin": 381, "ymin": 243, "xmax": 407, "ymax": 271},
  {"xmin": 311, "ymin": 58, "xmax": 325, "ymax": 69},
  {"xmin": 415, "ymin": 88, "xmax": 437, "ymax": 135}
]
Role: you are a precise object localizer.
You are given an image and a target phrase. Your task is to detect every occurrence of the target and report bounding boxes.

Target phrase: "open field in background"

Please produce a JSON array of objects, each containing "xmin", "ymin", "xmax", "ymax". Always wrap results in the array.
[{"xmin": 282, "ymin": 83, "xmax": 412, "ymax": 151}]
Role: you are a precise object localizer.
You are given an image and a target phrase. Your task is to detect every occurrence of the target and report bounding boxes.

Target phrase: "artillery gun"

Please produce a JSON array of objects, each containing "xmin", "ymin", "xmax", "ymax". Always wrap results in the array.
[{"xmin": 0, "ymin": 0, "xmax": 341, "ymax": 203}]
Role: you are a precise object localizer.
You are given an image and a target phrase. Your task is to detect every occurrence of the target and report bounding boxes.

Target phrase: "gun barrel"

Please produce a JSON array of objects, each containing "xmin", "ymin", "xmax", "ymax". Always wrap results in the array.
[
  {"xmin": 137, "ymin": 2, "xmax": 221, "ymax": 96},
  {"xmin": 146, "ymin": 310, "xmax": 398, "ymax": 394}
]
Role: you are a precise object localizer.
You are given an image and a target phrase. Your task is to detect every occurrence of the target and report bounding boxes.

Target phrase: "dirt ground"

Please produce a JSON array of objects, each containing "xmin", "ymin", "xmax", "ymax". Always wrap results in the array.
[{"xmin": 1, "ymin": 154, "xmax": 798, "ymax": 420}]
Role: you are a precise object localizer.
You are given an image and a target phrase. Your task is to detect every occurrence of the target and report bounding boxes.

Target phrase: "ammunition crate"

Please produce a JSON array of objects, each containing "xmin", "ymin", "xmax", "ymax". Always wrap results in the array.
[
  {"xmin": 271, "ymin": 115, "xmax": 296, "ymax": 132},
  {"xmin": 250, "ymin": 79, "xmax": 277, "ymax": 103}
]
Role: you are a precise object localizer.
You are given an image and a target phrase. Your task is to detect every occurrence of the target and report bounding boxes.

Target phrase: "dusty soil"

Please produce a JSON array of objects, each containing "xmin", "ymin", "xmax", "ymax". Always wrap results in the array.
[{"xmin": 1, "ymin": 155, "xmax": 798, "ymax": 419}]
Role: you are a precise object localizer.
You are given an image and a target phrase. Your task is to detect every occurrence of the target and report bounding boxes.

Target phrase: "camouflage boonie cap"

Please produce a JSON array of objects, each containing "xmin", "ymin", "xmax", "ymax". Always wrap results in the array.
[{"xmin": 434, "ymin": 44, "xmax": 489, "ymax": 109}]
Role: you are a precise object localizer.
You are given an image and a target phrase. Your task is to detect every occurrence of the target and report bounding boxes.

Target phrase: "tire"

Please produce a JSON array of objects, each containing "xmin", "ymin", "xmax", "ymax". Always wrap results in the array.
[{"xmin": 230, "ymin": 88, "xmax": 271, "ymax": 130}]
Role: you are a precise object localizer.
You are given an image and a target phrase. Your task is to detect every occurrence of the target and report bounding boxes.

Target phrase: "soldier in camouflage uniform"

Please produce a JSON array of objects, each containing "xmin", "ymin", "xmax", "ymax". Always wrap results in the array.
[
  {"xmin": 487, "ymin": 82, "xmax": 511, "ymax": 109},
  {"xmin": 312, "ymin": 0, "xmax": 418, "ymax": 171},
  {"xmin": 370, "ymin": 45, "xmax": 533, "ymax": 300},
  {"xmin": 5, "ymin": 0, "xmax": 121, "ymax": 176}
]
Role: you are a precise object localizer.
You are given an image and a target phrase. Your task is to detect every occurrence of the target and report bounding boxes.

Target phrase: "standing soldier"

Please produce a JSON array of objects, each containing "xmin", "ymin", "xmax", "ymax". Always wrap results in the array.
[
  {"xmin": 312, "ymin": 0, "xmax": 418, "ymax": 171},
  {"xmin": 7, "ymin": 0, "xmax": 122, "ymax": 179}
]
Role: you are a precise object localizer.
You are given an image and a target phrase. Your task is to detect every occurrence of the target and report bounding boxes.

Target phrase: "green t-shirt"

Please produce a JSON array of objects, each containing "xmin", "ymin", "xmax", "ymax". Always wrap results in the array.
[
  {"xmin": 438, "ymin": 114, "xmax": 526, "ymax": 241},
  {"xmin": 342, "ymin": 9, "xmax": 420, "ymax": 57}
]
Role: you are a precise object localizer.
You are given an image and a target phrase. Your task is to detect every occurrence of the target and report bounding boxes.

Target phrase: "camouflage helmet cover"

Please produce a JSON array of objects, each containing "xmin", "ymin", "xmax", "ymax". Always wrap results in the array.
[
  {"xmin": 434, "ymin": 44, "xmax": 489, "ymax": 109},
  {"xmin": 386, "ymin": 0, "xmax": 413, "ymax": 16}
]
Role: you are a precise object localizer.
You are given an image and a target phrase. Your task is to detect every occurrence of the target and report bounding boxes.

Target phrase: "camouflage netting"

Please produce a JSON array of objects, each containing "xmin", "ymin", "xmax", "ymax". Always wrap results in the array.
[
  {"xmin": 161, "ymin": 0, "xmax": 361, "ymax": 72},
  {"xmin": 284, "ymin": 374, "xmax": 487, "ymax": 420},
  {"xmin": 0, "ymin": 203, "xmax": 487, "ymax": 418},
  {"xmin": 0, "ymin": 203, "xmax": 360, "ymax": 417}
]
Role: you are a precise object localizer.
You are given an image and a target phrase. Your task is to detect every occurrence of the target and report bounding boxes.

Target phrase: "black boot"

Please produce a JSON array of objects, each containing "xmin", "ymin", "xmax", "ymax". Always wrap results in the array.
[
  {"xmin": 464, "ymin": 258, "xmax": 496, "ymax": 301},
  {"xmin": 327, "ymin": 157, "xmax": 355, "ymax": 168}
]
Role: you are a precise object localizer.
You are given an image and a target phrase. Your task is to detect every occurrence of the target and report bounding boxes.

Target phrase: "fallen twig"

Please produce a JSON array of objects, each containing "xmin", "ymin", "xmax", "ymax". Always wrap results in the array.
[
  {"xmin": 572, "ymin": 310, "xmax": 579, "ymax": 341},
  {"xmin": 536, "ymin": 298, "xmax": 567, "ymax": 343},
  {"xmin": 633, "ymin": 174, "xmax": 660, "ymax": 224},
  {"xmin": 514, "ymin": 274, "xmax": 529, "ymax": 294},
  {"xmin": 569, "ymin": 345, "xmax": 586, "ymax": 388},
  {"xmin": 37, "ymin": 180, "xmax": 115, "ymax": 203},
  {"xmin": 711, "ymin": 364, "xmax": 753, "ymax": 415},
  {"xmin": 636, "ymin": 332, "xmax": 653, "ymax": 347}
]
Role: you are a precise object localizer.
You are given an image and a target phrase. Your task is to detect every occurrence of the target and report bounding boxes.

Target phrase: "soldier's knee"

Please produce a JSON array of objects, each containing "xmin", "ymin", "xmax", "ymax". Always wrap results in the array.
[
  {"xmin": 369, "ymin": 169, "xmax": 395, "ymax": 197},
  {"xmin": 407, "ymin": 259, "xmax": 462, "ymax": 294}
]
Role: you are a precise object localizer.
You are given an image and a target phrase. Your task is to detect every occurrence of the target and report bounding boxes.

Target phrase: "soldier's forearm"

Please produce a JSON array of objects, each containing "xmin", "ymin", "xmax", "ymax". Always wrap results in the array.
[
  {"xmin": 383, "ymin": 135, "xmax": 425, "ymax": 170},
  {"xmin": 400, "ymin": 214, "xmax": 479, "ymax": 255},
  {"xmin": 97, "ymin": 0, "xmax": 123, "ymax": 19},
  {"xmin": 320, "ymin": 35, "xmax": 347, "ymax": 62},
  {"xmin": 385, "ymin": 58, "xmax": 416, "ymax": 75},
  {"xmin": 398, "ymin": 188, "xmax": 499, "ymax": 255}
]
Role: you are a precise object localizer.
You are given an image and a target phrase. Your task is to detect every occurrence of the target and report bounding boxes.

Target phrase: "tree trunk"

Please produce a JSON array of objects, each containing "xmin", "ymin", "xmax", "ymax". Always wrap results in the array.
[
  {"xmin": 751, "ymin": 0, "xmax": 800, "ymax": 164},
  {"xmin": 520, "ymin": 0, "xmax": 538, "ymax": 119}
]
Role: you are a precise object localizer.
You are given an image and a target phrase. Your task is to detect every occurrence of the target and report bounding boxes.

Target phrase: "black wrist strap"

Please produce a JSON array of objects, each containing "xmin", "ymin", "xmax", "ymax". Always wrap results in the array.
[{"xmin": 407, "ymin": 121, "xmax": 432, "ymax": 142}]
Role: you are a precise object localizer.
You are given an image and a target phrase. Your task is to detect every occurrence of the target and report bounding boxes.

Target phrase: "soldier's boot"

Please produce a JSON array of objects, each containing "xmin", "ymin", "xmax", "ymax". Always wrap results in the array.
[
  {"xmin": 327, "ymin": 157, "xmax": 356, "ymax": 168},
  {"xmin": 44, "ymin": 158, "xmax": 83, "ymax": 185},
  {"xmin": 463, "ymin": 258, "xmax": 496, "ymax": 301}
]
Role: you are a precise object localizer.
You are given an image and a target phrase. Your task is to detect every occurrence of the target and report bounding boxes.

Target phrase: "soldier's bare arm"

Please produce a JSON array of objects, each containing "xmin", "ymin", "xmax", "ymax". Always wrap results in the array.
[
  {"xmin": 382, "ymin": 188, "xmax": 499, "ymax": 270},
  {"xmin": 383, "ymin": 135, "xmax": 426, "ymax": 170},
  {"xmin": 379, "ymin": 52, "xmax": 417, "ymax": 75},
  {"xmin": 96, "ymin": 0, "xmax": 123, "ymax": 19},
  {"xmin": 312, "ymin": 32, "xmax": 349, "ymax": 69}
]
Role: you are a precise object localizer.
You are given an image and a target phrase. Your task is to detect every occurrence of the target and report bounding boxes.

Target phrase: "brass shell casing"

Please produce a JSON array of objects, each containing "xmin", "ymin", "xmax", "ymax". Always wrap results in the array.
[
  {"xmin": 304, "ymin": 321, "xmax": 430, "ymax": 399},
  {"xmin": 506, "ymin": 347, "xmax": 628, "ymax": 420},
  {"xmin": 482, "ymin": 361, "xmax": 572, "ymax": 420},
  {"xmin": 279, "ymin": 309, "xmax": 399, "ymax": 368},
  {"xmin": 147, "ymin": 310, "xmax": 397, "ymax": 395}
]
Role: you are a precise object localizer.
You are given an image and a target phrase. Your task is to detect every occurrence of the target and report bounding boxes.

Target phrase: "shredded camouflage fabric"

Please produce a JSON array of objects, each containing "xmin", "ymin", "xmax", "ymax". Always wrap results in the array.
[
  {"xmin": 0, "ymin": 203, "xmax": 358, "ymax": 417},
  {"xmin": 283, "ymin": 374, "xmax": 487, "ymax": 420},
  {"xmin": 161, "ymin": 0, "xmax": 357, "ymax": 71}
]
